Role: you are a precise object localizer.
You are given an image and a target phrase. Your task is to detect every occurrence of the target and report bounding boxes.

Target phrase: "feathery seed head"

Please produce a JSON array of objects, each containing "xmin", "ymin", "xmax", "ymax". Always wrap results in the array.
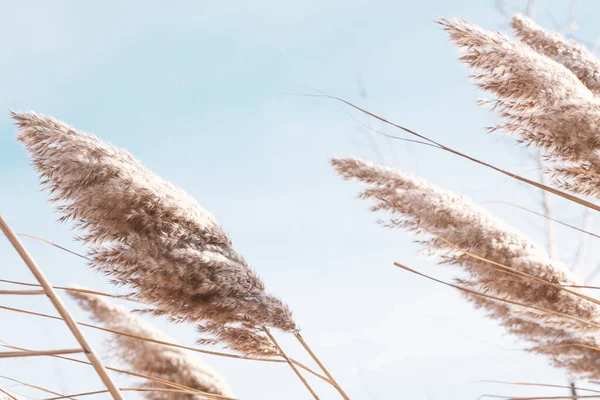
[
  {"xmin": 334, "ymin": 156, "xmax": 600, "ymax": 378},
  {"xmin": 512, "ymin": 14, "xmax": 600, "ymax": 94},
  {"xmin": 439, "ymin": 18, "xmax": 600, "ymax": 199},
  {"xmin": 14, "ymin": 111, "xmax": 296, "ymax": 356},
  {"xmin": 69, "ymin": 288, "xmax": 235, "ymax": 399}
]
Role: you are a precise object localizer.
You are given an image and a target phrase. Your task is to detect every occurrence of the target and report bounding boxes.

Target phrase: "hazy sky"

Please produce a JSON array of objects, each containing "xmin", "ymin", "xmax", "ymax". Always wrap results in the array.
[{"xmin": 2, "ymin": 1, "xmax": 600, "ymax": 399}]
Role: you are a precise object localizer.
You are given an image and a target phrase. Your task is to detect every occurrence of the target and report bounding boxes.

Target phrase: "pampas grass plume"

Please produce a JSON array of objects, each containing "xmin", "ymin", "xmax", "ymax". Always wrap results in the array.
[{"xmin": 69, "ymin": 287, "xmax": 234, "ymax": 399}]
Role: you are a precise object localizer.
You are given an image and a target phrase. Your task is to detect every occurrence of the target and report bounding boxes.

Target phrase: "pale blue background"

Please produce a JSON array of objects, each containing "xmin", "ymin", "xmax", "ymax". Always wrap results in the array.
[{"xmin": 1, "ymin": 0, "xmax": 600, "ymax": 399}]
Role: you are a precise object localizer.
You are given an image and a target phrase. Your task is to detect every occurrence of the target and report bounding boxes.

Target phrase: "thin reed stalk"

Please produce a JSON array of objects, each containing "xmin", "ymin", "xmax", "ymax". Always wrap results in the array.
[
  {"xmin": 482, "ymin": 202, "xmax": 600, "ymax": 240},
  {"xmin": 0, "ymin": 349, "xmax": 83, "ymax": 358},
  {"xmin": 476, "ymin": 380, "xmax": 600, "ymax": 394},
  {"xmin": 424, "ymin": 230, "xmax": 600, "ymax": 309},
  {"xmin": 393, "ymin": 262, "xmax": 600, "ymax": 330},
  {"xmin": 43, "ymin": 387, "xmax": 228, "ymax": 400},
  {"xmin": 307, "ymin": 90, "xmax": 600, "ymax": 211},
  {"xmin": 0, "ymin": 290, "xmax": 45, "ymax": 295},
  {"xmin": 263, "ymin": 328, "xmax": 320, "ymax": 400},
  {"xmin": 0, "ymin": 388, "xmax": 18, "ymax": 400},
  {"xmin": 294, "ymin": 333, "xmax": 350, "ymax": 400},
  {"xmin": 0, "ymin": 376, "xmax": 72, "ymax": 399},
  {"xmin": 0, "ymin": 279, "xmax": 130, "ymax": 301}
]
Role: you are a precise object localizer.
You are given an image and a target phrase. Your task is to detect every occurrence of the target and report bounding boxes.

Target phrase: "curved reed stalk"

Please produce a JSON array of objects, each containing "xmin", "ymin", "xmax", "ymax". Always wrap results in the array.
[
  {"xmin": 263, "ymin": 328, "xmax": 319, "ymax": 400},
  {"xmin": 305, "ymin": 89, "xmax": 600, "ymax": 212}
]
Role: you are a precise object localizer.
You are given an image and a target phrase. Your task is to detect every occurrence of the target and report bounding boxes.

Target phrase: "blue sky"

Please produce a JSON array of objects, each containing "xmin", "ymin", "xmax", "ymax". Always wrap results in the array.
[{"xmin": 2, "ymin": 0, "xmax": 600, "ymax": 399}]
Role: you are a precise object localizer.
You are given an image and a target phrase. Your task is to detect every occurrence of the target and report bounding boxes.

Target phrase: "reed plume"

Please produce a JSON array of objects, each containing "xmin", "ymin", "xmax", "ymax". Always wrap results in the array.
[
  {"xmin": 511, "ymin": 14, "xmax": 600, "ymax": 94},
  {"xmin": 13, "ymin": 111, "xmax": 296, "ymax": 357},
  {"xmin": 333, "ymin": 156, "xmax": 600, "ymax": 379},
  {"xmin": 69, "ymin": 288, "xmax": 234, "ymax": 399},
  {"xmin": 439, "ymin": 17, "xmax": 600, "ymax": 199}
]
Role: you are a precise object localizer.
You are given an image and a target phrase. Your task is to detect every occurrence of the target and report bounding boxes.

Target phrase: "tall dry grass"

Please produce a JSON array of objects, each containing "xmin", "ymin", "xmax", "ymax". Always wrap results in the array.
[{"xmin": 6, "ymin": 7, "xmax": 600, "ymax": 400}]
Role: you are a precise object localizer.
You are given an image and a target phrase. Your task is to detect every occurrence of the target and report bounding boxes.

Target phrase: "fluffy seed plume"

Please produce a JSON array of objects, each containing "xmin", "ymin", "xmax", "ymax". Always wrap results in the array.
[
  {"xmin": 69, "ymin": 287, "xmax": 234, "ymax": 399},
  {"xmin": 512, "ymin": 14, "xmax": 600, "ymax": 94},
  {"xmin": 13, "ymin": 111, "xmax": 296, "ymax": 356},
  {"xmin": 333, "ymin": 157, "xmax": 600, "ymax": 379},
  {"xmin": 439, "ymin": 17, "xmax": 600, "ymax": 198}
]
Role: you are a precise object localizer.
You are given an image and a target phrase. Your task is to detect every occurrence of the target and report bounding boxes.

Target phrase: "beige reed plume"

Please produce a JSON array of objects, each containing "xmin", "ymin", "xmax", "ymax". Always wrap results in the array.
[
  {"xmin": 439, "ymin": 17, "xmax": 600, "ymax": 199},
  {"xmin": 511, "ymin": 14, "xmax": 600, "ymax": 94},
  {"xmin": 13, "ymin": 111, "xmax": 351, "ymax": 399},
  {"xmin": 68, "ymin": 288, "xmax": 234, "ymax": 399},
  {"xmin": 333, "ymin": 156, "xmax": 600, "ymax": 379},
  {"xmin": 13, "ymin": 111, "xmax": 295, "ymax": 358}
]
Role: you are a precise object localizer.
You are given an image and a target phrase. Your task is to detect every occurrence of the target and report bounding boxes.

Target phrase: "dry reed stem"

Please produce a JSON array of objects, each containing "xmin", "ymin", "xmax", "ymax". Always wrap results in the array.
[
  {"xmin": 0, "ymin": 343, "xmax": 235, "ymax": 400},
  {"xmin": 0, "ymin": 304, "xmax": 331, "ymax": 384},
  {"xmin": 531, "ymin": 343, "xmax": 600, "ymax": 353},
  {"xmin": 43, "ymin": 387, "xmax": 226, "ymax": 400},
  {"xmin": 0, "ymin": 279, "xmax": 130, "ymax": 301},
  {"xmin": 315, "ymin": 90, "xmax": 600, "ymax": 211},
  {"xmin": 485, "ymin": 202, "xmax": 600, "ymax": 240},
  {"xmin": 477, "ymin": 380, "xmax": 600, "ymax": 394},
  {"xmin": 0, "ymin": 349, "xmax": 83, "ymax": 358},
  {"xmin": 537, "ymin": 153, "xmax": 556, "ymax": 259},
  {"xmin": 505, "ymin": 396, "xmax": 600, "ymax": 399},
  {"xmin": 425, "ymin": 230, "xmax": 600, "ymax": 310},
  {"xmin": 263, "ymin": 328, "xmax": 320, "ymax": 400},
  {"xmin": 0, "ymin": 376, "xmax": 72, "ymax": 400},
  {"xmin": 392, "ymin": 262, "xmax": 600, "ymax": 331},
  {"xmin": 0, "ymin": 214, "xmax": 124, "ymax": 400},
  {"xmin": 6, "ymin": 233, "xmax": 90, "ymax": 260},
  {"xmin": 294, "ymin": 333, "xmax": 350, "ymax": 400},
  {"xmin": 0, "ymin": 290, "xmax": 45, "ymax": 295},
  {"xmin": 0, "ymin": 388, "xmax": 18, "ymax": 400}
]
